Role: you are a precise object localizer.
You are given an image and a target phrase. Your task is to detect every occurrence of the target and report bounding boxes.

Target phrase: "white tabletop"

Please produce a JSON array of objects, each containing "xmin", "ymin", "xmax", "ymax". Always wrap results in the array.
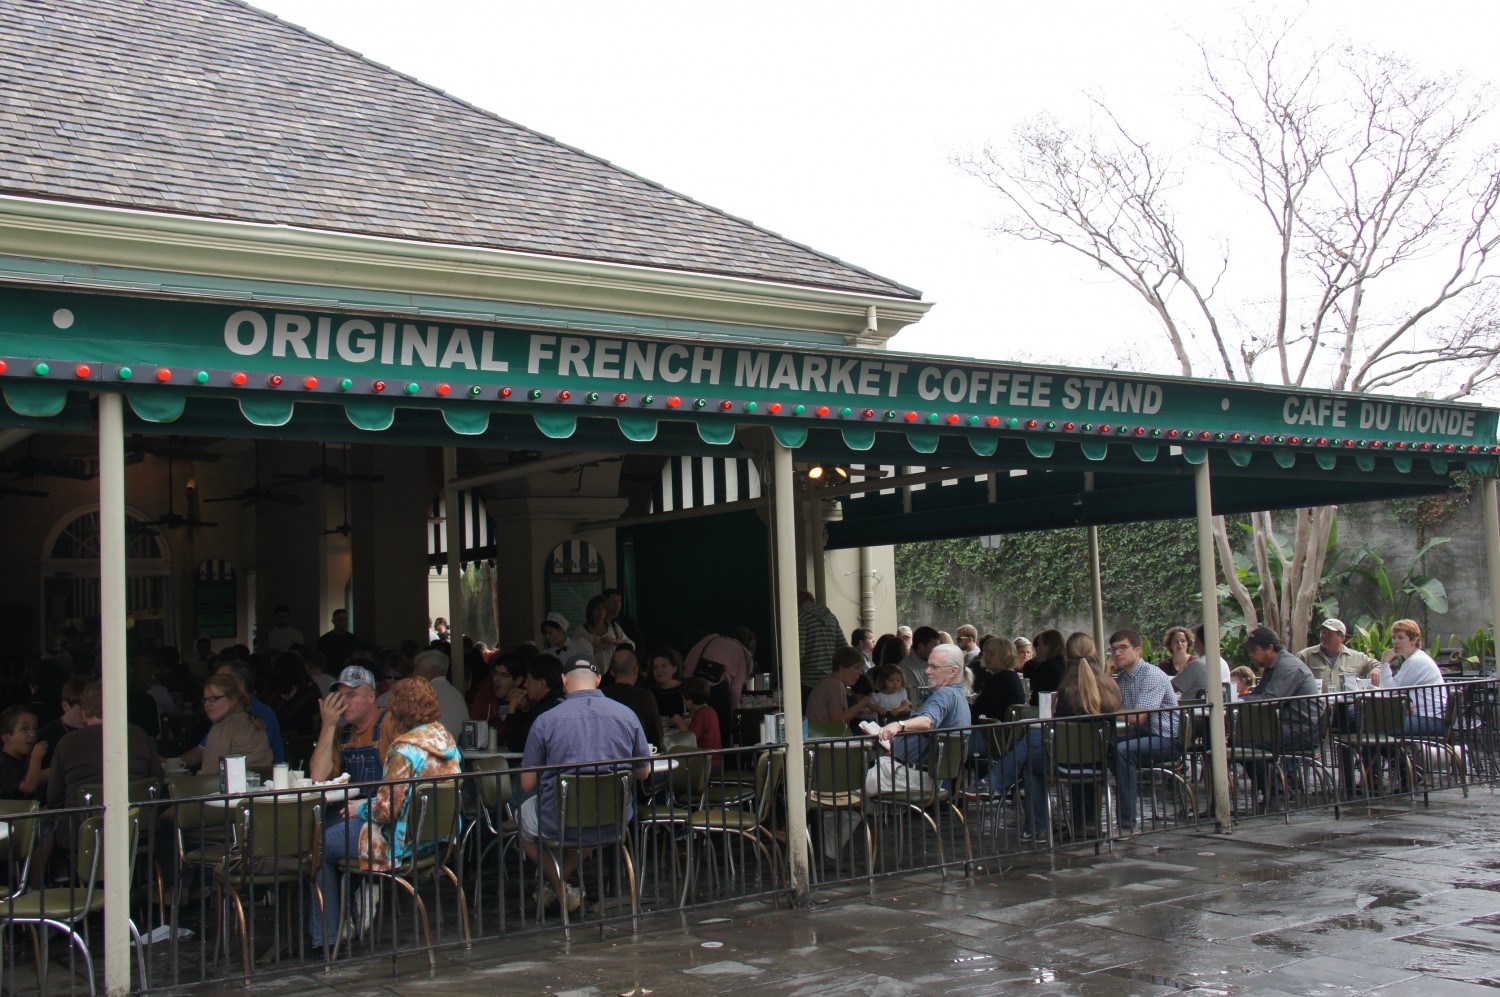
[{"xmin": 203, "ymin": 784, "xmax": 361, "ymax": 806}]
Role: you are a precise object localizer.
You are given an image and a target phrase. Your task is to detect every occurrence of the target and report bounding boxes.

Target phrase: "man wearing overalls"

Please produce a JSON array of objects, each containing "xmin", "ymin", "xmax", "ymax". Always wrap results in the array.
[{"xmin": 308, "ymin": 664, "xmax": 394, "ymax": 948}]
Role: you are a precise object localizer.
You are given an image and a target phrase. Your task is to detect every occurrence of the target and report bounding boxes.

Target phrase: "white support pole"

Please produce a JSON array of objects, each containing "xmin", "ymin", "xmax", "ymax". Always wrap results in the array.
[
  {"xmin": 1484, "ymin": 478, "xmax": 1500, "ymax": 663},
  {"xmin": 810, "ymin": 491, "xmax": 827, "ymax": 607},
  {"xmin": 1087, "ymin": 526, "xmax": 1106, "ymax": 660},
  {"xmin": 1194, "ymin": 458, "xmax": 1232, "ymax": 833},
  {"xmin": 98, "ymin": 393, "xmax": 131, "ymax": 996},
  {"xmin": 1084, "ymin": 473, "xmax": 1105, "ymax": 659},
  {"xmin": 773, "ymin": 443, "xmax": 811, "ymax": 906},
  {"xmin": 443, "ymin": 447, "xmax": 465, "ymax": 691}
]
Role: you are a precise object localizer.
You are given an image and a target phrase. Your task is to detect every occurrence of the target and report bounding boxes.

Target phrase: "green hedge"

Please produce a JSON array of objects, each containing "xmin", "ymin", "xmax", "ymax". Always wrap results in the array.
[{"xmin": 895, "ymin": 518, "xmax": 1217, "ymax": 640}]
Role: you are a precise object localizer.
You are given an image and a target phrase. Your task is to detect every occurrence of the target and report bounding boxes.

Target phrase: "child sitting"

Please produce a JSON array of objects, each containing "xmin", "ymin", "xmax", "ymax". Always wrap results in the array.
[
  {"xmin": 867, "ymin": 664, "xmax": 912, "ymax": 721},
  {"xmin": 0, "ymin": 706, "xmax": 45, "ymax": 801},
  {"xmin": 669, "ymin": 677, "xmax": 722, "ymax": 769}
]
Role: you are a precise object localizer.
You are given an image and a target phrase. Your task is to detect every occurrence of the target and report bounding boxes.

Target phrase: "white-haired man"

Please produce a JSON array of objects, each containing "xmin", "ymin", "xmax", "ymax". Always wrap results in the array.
[
  {"xmin": 413, "ymin": 648, "xmax": 469, "ymax": 741},
  {"xmin": 871, "ymin": 643, "xmax": 971, "ymax": 791}
]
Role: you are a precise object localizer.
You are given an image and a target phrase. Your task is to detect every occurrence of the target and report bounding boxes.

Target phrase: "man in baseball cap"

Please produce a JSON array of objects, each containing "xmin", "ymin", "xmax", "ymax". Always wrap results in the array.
[
  {"xmin": 310, "ymin": 662, "xmax": 391, "ymax": 785},
  {"xmin": 1241, "ymin": 626, "xmax": 1322, "ymax": 768},
  {"xmin": 1296, "ymin": 618, "xmax": 1380, "ymax": 690}
]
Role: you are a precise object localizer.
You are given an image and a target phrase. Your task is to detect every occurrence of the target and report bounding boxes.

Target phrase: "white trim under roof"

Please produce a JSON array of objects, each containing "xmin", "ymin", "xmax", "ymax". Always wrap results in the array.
[{"xmin": 0, "ymin": 196, "xmax": 933, "ymax": 342}]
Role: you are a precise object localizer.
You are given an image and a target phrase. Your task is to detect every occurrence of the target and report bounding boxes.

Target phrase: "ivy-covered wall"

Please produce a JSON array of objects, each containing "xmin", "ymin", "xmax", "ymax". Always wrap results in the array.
[
  {"xmin": 895, "ymin": 518, "xmax": 1213, "ymax": 642},
  {"xmin": 895, "ymin": 486, "xmax": 1493, "ymax": 649}
]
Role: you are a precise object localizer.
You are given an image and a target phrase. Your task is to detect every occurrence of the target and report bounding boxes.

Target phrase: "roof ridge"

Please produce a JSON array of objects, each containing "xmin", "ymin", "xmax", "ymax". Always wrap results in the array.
[{"xmin": 229, "ymin": 0, "xmax": 921, "ymax": 300}]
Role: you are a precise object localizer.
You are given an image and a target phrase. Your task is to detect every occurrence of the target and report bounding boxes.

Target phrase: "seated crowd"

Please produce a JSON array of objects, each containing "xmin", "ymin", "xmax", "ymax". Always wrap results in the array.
[{"xmin": 0, "ymin": 587, "xmax": 1458, "ymax": 954}]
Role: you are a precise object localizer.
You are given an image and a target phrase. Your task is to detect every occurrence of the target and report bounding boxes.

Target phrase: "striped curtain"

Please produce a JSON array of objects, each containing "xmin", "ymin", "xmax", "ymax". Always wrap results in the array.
[
  {"xmin": 650, "ymin": 456, "xmax": 762, "ymax": 513},
  {"xmin": 429, "ymin": 489, "xmax": 495, "ymax": 575}
]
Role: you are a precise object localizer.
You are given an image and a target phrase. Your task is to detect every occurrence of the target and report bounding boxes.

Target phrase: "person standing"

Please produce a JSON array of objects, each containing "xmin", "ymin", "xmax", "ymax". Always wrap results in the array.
[
  {"xmin": 317, "ymin": 609, "xmax": 363, "ymax": 675},
  {"xmin": 603, "ymin": 587, "xmax": 643, "ymax": 651},
  {"xmin": 797, "ymin": 591, "xmax": 846, "ymax": 693},
  {"xmin": 266, "ymin": 604, "xmax": 305, "ymax": 654}
]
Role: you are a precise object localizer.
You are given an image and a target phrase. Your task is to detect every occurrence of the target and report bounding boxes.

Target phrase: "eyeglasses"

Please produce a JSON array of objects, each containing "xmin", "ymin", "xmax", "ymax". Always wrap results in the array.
[
  {"xmin": 202, "ymin": 694, "xmax": 229, "ymax": 704},
  {"xmin": 1109, "ymin": 644, "xmax": 1136, "ymax": 655},
  {"xmin": 6, "ymin": 726, "xmax": 37, "ymax": 735}
]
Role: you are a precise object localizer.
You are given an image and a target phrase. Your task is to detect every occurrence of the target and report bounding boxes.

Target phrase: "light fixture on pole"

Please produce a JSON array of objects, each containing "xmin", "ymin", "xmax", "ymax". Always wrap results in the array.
[{"xmin": 806, "ymin": 463, "xmax": 850, "ymax": 484}]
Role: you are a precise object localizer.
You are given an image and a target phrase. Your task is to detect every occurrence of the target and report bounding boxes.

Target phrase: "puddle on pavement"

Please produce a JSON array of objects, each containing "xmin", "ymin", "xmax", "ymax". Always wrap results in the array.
[{"xmin": 1361, "ymin": 890, "xmax": 1422, "ymax": 910}]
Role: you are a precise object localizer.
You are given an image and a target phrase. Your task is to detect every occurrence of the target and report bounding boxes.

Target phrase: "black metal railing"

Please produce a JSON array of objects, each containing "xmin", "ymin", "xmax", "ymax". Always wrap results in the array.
[{"xmin": 0, "ymin": 676, "xmax": 1493, "ymax": 993}]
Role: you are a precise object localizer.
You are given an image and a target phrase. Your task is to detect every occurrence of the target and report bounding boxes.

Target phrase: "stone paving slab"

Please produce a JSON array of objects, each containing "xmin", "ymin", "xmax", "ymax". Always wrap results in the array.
[{"xmin": 138, "ymin": 789, "xmax": 1500, "ymax": 996}]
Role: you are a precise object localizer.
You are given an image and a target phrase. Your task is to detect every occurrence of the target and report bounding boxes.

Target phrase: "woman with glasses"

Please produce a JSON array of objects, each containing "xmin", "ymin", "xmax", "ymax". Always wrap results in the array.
[{"xmin": 173, "ymin": 673, "xmax": 273, "ymax": 773}]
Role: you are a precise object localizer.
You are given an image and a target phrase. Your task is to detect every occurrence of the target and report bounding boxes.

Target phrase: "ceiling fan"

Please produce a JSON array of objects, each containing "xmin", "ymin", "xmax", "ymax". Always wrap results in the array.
[
  {"xmin": 126, "ymin": 435, "xmax": 223, "ymax": 463},
  {"xmin": 205, "ymin": 441, "xmax": 304, "ymax": 506},
  {"xmin": 130, "ymin": 456, "xmax": 217, "ymax": 532},
  {"xmin": 321, "ymin": 448, "xmax": 357, "ymax": 537},
  {"xmin": 278, "ymin": 443, "xmax": 384, "ymax": 487},
  {"xmin": 1, "ymin": 439, "xmax": 94, "ymax": 481}
]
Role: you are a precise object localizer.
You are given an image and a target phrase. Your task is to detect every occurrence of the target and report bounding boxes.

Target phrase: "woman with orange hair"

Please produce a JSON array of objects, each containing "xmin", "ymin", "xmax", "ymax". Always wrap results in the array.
[{"xmin": 311, "ymin": 676, "xmax": 461, "ymax": 949}]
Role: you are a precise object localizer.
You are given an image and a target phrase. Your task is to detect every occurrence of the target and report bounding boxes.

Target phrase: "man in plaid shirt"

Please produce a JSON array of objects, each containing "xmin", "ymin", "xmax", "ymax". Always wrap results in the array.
[{"xmin": 1109, "ymin": 628, "xmax": 1181, "ymax": 837}]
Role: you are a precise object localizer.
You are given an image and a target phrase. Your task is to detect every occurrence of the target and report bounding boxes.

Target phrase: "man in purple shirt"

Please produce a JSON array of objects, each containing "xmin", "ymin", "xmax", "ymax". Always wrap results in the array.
[{"xmin": 519, "ymin": 656, "xmax": 649, "ymax": 912}]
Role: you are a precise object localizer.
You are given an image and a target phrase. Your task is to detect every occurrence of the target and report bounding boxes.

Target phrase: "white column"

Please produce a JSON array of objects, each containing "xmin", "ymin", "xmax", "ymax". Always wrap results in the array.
[
  {"xmin": 810, "ymin": 491, "xmax": 827, "ymax": 606},
  {"xmin": 1087, "ymin": 526, "xmax": 1106, "ymax": 661},
  {"xmin": 1194, "ymin": 459, "xmax": 1232, "ymax": 832},
  {"xmin": 1084, "ymin": 472, "xmax": 1105, "ymax": 657},
  {"xmin": 98, "ymin": 393, "xmax": 131, "ymax": 996},
  {"xmin": 773, "ymin": 443, "xmax": 810, "ymax": 905},
  {"xmin": 1485, "ymin": 478, "xmax": 1500, "ymax": 663},
  {"xmin": 443, "ymin": 447, "xmax": 465, "ymax": 690}
]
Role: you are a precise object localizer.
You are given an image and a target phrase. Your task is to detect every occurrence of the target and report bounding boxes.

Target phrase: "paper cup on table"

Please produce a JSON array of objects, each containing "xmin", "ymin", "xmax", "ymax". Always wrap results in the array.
[
  {"xmin": 1038, "ymin": 692, "xmax": 1054, "ymax": 720},
  {"xmin": 272, "ymin": 763, "xmax": 290, "ymax": 789},
  {"xmin": 487, "ymin": 726, "xmax": 499, "ymax": 751}
]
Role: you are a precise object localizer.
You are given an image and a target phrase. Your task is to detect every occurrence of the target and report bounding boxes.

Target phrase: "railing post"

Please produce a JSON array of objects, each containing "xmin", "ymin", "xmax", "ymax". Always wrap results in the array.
[{"xmin": 1193, "ymin": 458, "xmax": 1232, "ymax": 833}]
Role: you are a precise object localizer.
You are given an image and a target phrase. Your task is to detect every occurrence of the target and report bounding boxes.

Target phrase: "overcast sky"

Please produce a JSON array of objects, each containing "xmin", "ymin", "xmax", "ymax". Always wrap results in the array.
[{"xmin": 256, "ymin": 0, "xmax": 1500, "ymax": 388}]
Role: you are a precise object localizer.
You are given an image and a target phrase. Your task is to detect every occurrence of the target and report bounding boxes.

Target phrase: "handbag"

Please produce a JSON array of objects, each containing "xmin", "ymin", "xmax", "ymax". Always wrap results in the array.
[{"xmin": 863, "ymin": 754, "xmax": 933, "ymax": 797}]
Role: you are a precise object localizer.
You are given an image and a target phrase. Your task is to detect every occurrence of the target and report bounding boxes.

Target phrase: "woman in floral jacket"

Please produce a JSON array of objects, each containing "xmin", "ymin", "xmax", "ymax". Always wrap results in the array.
[{"xmin": 311, "ymin": 676, "xmax": 462, "ymax": 948}]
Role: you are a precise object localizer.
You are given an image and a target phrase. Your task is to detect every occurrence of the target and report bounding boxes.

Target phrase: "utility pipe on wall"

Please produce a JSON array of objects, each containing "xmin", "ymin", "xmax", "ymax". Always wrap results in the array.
[{"xmin": 443, "ymin": 447, "xmax": 465, "ymax": 691}]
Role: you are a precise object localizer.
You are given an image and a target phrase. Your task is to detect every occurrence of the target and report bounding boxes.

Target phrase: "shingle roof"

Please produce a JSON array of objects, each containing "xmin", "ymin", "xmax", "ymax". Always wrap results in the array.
[{"xmin": 0, "ymin": 0, "xmax": 920, "ymax": 300}]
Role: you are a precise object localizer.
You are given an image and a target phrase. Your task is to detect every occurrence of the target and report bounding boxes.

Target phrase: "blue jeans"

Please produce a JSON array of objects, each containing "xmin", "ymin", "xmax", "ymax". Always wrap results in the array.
[
  {"xmin": 1403, "ymin": 715, "xmax": 1444, "ymax": 737},
  {"xmin": 985, "ymin": 727, "xmax": 1049, "ymax": 835},
  {"xmin": 1113, "ymin": 735, "xmax": 1180, "ymax": 828},
  {"xmin": 310, "ymin": 815, "xmax": 364, "ymax": 946}
]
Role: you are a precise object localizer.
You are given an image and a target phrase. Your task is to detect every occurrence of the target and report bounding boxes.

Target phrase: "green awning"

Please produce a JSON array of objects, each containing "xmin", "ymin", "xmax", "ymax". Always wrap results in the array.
[{"xmin": 0, "ymin": 283, "xmax": 1493, "ymax": 542}]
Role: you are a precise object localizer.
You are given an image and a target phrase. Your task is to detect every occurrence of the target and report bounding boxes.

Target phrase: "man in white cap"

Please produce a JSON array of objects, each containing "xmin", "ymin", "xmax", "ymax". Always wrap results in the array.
[
  {"xmin": 1296, "ymin": 618, "xmax": 1380, "ymax": 690},
  {"xmin": 539, "ymin": 611, "xmax": 592, "ymax": 664}
]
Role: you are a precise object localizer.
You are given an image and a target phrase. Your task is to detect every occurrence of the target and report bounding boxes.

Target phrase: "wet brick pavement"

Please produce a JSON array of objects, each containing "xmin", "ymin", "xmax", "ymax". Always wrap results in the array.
[{"xmin": 178, "ymin": 789, "xmax": 1500, "ymax": 996}]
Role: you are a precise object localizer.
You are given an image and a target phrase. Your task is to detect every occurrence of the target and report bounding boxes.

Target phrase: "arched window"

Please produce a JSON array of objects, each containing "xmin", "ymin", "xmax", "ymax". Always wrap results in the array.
[
  {"xmin": 41, "ymin": 506, "xmax": 174, "ymax": 653},
  {"xmin": 544, "ymin": 540, "xmax": 603, "ymax": 629}
]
